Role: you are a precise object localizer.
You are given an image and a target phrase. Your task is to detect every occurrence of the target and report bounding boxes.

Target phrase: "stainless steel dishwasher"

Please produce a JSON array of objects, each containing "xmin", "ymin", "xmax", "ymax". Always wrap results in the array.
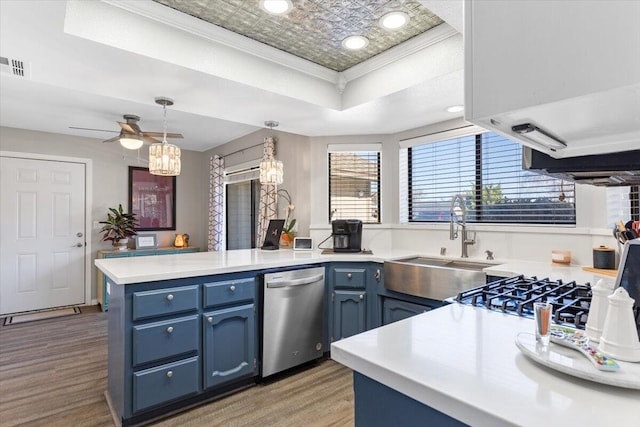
[{"xmin": 262, "ymin": 266, "xmax": 325, "ymax": 377}]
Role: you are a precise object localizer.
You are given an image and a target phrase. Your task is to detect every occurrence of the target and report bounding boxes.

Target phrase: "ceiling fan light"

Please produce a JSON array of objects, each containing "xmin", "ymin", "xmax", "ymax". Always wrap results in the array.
[
  {"xmin": 149, "ymin": 142, "xmax": 181, "ymax": 176},
  {"xmin": 119, "ymin": 135, "xmax": 143, "ymax": 150},
  {"xmin": 259, "ymin": 0, "xmax": 292, "ymax": 15},
  {"xmin": 379, "ymin": 11, "xmax": 409, "ymax": 30}
]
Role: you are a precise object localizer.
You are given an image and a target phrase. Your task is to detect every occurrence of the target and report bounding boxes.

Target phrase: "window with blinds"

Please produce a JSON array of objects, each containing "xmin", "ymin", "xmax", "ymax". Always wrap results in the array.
[
  {"xmin": 607, "ymin": 186, "xmax": 640, "ymax": 227},
  {"xmin": 329, "ymin": 151, "xmax": 381, "ymax": 223},
  {"xmin": 408, "ymin": 132, "xmax": 576, "ymax": 224}
]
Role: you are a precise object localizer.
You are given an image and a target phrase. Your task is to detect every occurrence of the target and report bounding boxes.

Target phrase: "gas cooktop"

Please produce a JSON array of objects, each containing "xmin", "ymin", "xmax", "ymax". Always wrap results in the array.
[{"xmin": 456, "ymin": 275, "xmax": 592, "ymax": 329}]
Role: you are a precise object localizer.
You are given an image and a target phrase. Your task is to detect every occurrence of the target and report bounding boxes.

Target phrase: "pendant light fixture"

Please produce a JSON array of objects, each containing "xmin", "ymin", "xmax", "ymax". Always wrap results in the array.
[
  {"xmin": 259, "ymin": 120, "xmax": 283, "ymax": 186},
  {"xmin": 149, "ymin": 97, "xmax": 181, "ymax": 176}
]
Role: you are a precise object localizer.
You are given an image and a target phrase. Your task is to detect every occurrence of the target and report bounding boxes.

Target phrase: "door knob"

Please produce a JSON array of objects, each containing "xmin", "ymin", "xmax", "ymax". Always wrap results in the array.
[
  {"xmin": 72, "ymin": 243, "xmax": 83, "ymax": 248},
  {"xmin": 76, "ymin": 232, "xmax": 83, "ymax": 238}
]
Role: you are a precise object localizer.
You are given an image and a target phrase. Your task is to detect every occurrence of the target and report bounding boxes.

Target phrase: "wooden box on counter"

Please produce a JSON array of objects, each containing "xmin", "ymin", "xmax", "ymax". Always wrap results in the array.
[{"xmin": 96, "ymin": 246, "xmax": 199, "ymax": 311}]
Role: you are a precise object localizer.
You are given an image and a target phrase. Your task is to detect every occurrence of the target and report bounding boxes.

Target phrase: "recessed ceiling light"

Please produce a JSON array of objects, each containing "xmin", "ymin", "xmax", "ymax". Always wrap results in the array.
[
  {"xmin": 379, "ymin": 11, "xmax": 410, "ymax": 30},
  {"xmin": 446, "ymin": 105, "xmax": 464, "ymax": 113},
  {"xmin": 259, "ymin": 0, "xmax": 293, "ymax": 15},
  {"xmin": 342, "ymin": 35, "xmax": 369, "ymax": 50}
]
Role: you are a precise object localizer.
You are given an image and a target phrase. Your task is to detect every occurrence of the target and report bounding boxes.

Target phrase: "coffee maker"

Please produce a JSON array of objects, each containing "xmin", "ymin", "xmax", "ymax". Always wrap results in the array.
[{"xmin": 332, "ymin": 219, "xmax": 362, "ymax": 253}]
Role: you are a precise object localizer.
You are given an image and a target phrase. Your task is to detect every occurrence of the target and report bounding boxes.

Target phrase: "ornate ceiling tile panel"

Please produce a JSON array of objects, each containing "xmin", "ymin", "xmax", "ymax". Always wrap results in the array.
[{"xmin": 153, "ymin": 0, "xmax": 443, "ymax": 71}]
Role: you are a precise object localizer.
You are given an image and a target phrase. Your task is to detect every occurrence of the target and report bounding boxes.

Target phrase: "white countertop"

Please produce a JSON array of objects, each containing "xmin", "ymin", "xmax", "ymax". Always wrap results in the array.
[
  {"xmin": 331, "ymin": 304, "xmax": 640, "ymax": 427},
  {"xmin": 95, "ymin": 248, "xmax": 619, "ymax": 287},
  {"xmin": 94, "ymin": 248, "xmax": 417, "ymax": 285}
]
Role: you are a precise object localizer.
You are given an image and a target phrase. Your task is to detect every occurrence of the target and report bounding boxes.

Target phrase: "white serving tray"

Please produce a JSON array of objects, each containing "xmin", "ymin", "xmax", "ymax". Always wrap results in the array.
[{"xmin": 515, "ymin": 332, "xmax": 640, "ymax": 389}]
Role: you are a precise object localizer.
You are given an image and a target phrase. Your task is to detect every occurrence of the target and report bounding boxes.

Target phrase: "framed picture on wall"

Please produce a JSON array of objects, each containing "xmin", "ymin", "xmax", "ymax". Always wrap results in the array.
[{"xmin": 129, "ymin": 166, "xmax": 176, "ymax": 231}]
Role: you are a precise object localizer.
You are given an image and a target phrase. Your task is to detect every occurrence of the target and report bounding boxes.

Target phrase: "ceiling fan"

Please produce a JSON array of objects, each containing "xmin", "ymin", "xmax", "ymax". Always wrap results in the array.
[{"xmin": 70, "ymin": 112, "xmax": 183, "ymax": 150}]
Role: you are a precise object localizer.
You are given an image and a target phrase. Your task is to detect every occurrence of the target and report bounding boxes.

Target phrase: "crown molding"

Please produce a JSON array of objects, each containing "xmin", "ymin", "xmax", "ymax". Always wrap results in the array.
[
  {"xmin": 102, "ymin": 1, "xmax": 458, "ymax": 90},
  {"xmin": 341, "ymin": 23, "xmax": 459, "ymax": 82}
]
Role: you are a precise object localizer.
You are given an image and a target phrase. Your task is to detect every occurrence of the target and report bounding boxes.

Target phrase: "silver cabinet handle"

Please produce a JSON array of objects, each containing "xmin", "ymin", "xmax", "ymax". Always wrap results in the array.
[
  {"xmin": 208, "ymin": 317, "xmax": 213, "ymax": 323},
  {"xmin": 359, "ymin": 294, "xmax": 364, "ymax": 300},
  {"xmin": 347, "ymin": 273, "xmax": 352, "ymax": 279},
  {"xmin": 229, "ymin": 285, "xmax": 236, "ymax": 292},
  {"xmin": 166, "ymin": 326, "xmax": 174, "ymax": 333},
  {"xmin": 166, "ymin": 371, "xmax": 173, "ymax": 378},
  {"xmin": 166, "ymin": 294, "xmax": 174, "ymax": 301}
]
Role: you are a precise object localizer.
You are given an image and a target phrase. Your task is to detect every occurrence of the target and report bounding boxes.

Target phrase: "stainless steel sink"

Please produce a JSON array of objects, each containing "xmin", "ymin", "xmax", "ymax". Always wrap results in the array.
[{"xmin": 383, "ymin": 257, "xmax": 495, "ymax": 301}]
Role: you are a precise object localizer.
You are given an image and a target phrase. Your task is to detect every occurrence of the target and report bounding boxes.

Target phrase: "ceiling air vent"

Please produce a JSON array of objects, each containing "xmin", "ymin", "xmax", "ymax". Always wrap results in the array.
[{"xmin": 0, "ymin": 56, "xmax": 30, "ymax": 77}]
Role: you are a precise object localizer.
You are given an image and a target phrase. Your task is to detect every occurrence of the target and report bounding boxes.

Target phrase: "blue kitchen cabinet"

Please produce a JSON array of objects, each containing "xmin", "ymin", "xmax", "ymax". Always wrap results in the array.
[
  {"xmin": 328, "ymin": 263, "xmax": 383, "ymax": 343},
  {"xmin": 203, "ymin": 304, "xmax": 256, "ymax": 389},
  {"xmin": 107, "ymin": 270, "xmax": 258, "ymax": 426},
  {"xmin": 332, "ymin": 290, "xmax": 367, "ymax": 341},
  {"xmin": 382, "ymin": 298, "xmax": 432, "ymax": 326},
  {"xmin": 96, "ymin": 246, "xmax": 199, "ymax": 311}
]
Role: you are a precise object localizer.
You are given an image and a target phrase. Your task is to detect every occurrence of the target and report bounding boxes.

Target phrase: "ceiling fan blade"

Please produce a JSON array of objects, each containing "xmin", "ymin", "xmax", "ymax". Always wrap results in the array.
[
  {"xmin": 118, "ymin": 122, "xmax": 137, "ymax": 134},
  {"xmin": 102, "ymin": 135, "xmax": 121, "ymax": 143},
  {"xmin": 142, "ymin": 135, "xmax": 161, "ymax": 144},
  {"xmin": 69, "ymin": 126, "xmax": 119, "ymax": 133},
  {"xmin": 143, "ymin": 132, "xmax": 184, "ymax": 139}
]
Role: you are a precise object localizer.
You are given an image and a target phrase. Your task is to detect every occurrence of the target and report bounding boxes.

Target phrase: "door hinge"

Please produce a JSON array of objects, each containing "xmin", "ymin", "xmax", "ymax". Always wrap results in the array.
[
  {"xmin": 254, "ymin": 358, "xmax": 257, "ymax": 369},
  {"xmin": 332, "ymin": 292, "xmax": 335, "ymax": 303}
]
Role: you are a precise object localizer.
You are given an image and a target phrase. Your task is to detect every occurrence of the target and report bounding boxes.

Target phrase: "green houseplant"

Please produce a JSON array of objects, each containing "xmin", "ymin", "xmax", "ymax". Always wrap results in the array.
[{"xmin": 99, "ymin": 204, "xmax": 138, "ymax": 250}]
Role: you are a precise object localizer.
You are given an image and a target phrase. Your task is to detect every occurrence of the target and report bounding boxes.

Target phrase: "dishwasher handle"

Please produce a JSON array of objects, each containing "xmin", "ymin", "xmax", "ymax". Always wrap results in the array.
[{"xmin": 266, "ymin": 274, "xmax": 324, "ymax": 288}]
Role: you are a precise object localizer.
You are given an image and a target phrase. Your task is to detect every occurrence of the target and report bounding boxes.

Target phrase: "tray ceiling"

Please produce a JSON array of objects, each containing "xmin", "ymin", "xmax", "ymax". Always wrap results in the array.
[{"xmin": 152, "ymin": 0, "xmax": 443, "ymax": 71}]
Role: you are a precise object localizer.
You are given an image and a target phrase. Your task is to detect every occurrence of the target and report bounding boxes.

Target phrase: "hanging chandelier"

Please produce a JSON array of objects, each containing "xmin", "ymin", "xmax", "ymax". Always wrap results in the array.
[
  {"xmin": 259, "ymin": 120, "xmax": 283, "ymax": 185},
  {"xmin": 149, "ymin": 97, "xmax": 181, "ymax": 176}
]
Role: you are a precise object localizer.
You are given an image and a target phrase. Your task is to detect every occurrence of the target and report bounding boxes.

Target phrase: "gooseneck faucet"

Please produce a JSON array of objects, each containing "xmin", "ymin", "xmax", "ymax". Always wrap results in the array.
[{"xmin": 449, "ymin": 194, "xmax": 476, "ymax": 258}]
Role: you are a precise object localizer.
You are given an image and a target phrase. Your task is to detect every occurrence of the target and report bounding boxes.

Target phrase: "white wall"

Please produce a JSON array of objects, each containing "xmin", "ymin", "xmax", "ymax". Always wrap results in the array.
[
  {"xmin": 308, "ymin": 121, "xmax": 621, "ymax": 266},
  {"xmin": 0, "ymin": 126, "xmax": 206, "ymax": 300}
]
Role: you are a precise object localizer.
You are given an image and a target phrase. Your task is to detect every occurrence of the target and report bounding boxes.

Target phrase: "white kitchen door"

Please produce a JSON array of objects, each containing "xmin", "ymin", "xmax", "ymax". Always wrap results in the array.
[{"xmin": 0, "ymin": 157, "xmax": 86, "ymax": 315}]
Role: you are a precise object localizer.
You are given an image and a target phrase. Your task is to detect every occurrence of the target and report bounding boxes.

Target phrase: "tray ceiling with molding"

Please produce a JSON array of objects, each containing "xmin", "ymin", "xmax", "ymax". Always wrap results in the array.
[{"xmin": 153, "ymin": 0, "xmax": 443, "ymax": 71}]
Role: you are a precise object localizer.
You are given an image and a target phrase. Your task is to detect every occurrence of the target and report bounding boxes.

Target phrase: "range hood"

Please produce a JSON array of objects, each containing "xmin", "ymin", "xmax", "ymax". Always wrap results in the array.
[{"xmin": 523, "ymin": 148, "xmax": 640, "ymax": 187}]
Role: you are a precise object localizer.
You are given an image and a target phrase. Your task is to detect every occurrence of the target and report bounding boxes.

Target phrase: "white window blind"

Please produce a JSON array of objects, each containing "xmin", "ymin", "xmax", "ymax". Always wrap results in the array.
[
  {"xmin": 329, "ymin": 151, "xmax": 381, "ymax": 223},
  {"xmin": 407, "ymin": 132, "xmax": 576, "ymax": 224}
]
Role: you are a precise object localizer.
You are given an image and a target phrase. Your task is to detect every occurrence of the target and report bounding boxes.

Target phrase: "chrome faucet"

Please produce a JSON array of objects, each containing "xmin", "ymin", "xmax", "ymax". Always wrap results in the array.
[{"xmin": 449, "ymin": 194, "xmax": 476, "ymax": 258}]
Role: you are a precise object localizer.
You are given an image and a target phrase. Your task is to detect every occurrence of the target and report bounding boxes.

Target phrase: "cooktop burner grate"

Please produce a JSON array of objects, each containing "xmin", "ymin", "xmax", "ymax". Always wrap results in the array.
[{"xmin": 456, "ymin": 275, "xmax": 592, "ymax": 329}]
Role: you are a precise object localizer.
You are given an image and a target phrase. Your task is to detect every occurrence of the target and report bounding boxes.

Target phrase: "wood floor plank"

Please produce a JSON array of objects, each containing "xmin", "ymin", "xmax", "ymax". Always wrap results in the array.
[{"xmin": 0, "ymin": 306, "xmax": 354, "ymax": 426}]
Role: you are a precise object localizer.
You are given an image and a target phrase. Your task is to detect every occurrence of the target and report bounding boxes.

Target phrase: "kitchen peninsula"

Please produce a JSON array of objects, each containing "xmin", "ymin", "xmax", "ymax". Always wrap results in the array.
[
  {"xmin": 96, "ymin": 248, "xmax": 415, "ymax": 425},
  {"xmin": 96, "ymin": 249, "xmax": 635, "ymax": 426}
]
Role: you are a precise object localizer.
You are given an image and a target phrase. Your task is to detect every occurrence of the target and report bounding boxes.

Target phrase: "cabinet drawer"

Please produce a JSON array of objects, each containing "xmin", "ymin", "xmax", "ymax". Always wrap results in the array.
[
  {"xmin": 203, "ymin": 278, "xmax": 255, "ymax": 308},
  {"xmin": 133, "ymin": 356, "xmax": 199, "ymax": 413},
  {"xmin": 333, "ymin": 268, "xmax": 366, "ymax": 289},
  {"xmin": 132, "ymin": 286, "xmax": 199, "ymax": 320},
  {"xmin": 132, "ymin": 315, "xmax": 199, "ymax": 366}
]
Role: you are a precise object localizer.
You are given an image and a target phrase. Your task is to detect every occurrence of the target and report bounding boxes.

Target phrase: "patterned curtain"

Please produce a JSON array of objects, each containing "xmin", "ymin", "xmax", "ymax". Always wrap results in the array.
[
  {"xmin": 208, "ymin": 155, "xmax": 225, "ymax": 251},
  {"xmin": 257, "ymin": 137, "xmax": 278, "ymax": 248}
]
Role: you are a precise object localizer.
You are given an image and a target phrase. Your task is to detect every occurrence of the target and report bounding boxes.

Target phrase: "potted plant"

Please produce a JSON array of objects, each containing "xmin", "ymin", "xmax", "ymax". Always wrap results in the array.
[
  {"xmin": 277, "ymin": 189, "xmax": 296, "ymax": 247},
  {"xmin": 99, "ymin": 204, "xmax": 138, "ymax": 250}
]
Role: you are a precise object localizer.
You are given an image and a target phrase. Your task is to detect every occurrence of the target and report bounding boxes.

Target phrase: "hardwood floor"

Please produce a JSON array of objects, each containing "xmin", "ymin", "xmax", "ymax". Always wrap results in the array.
[{"xmin": 0, "ymin": 306, "xmax": 354, "ymax": 426}]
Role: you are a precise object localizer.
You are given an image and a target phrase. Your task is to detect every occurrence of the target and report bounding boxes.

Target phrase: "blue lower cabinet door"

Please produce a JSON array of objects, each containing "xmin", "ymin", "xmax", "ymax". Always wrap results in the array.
[
  {"xmin": 382, "ymin": 299, "xmax": 431, "ymax": 326},
  {"xmin": 333, "ymin": 290, "xmax": 367, "ymax": 341},
  {"xmin": 132, "ymin": 356, "xmax": 199, "ymax": 413},
  {"xmin": 203, "ymin": 304, "xmax": 255, "ymax": 389}
]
